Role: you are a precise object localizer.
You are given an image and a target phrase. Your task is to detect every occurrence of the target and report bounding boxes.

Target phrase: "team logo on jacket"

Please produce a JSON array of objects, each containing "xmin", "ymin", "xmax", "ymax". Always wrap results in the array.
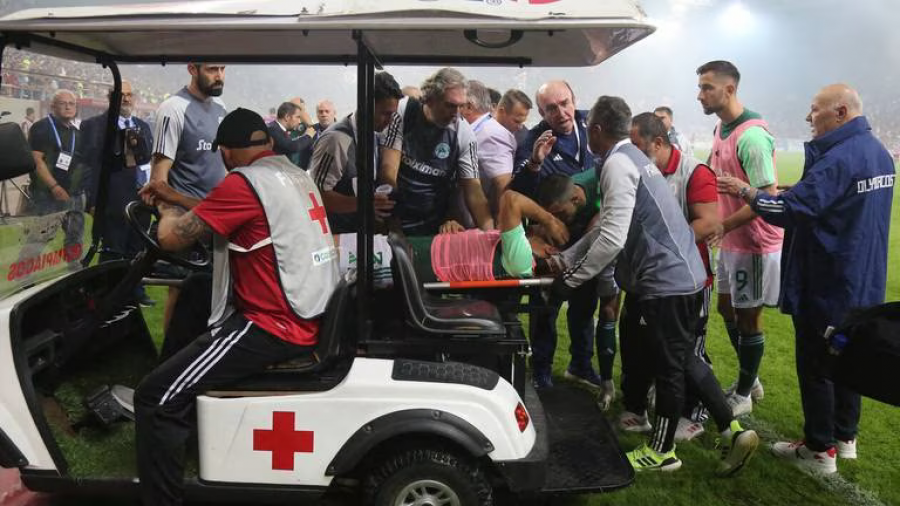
[{"xmin": 434, "ymin": 143, "xmax": 451, "ymax": 160}]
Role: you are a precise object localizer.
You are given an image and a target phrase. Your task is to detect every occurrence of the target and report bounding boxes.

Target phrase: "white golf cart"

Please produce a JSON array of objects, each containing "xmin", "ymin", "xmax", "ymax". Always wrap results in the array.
[{"xmin": 0, "ymin": 1, "xmax": 654, "ymax": 504}]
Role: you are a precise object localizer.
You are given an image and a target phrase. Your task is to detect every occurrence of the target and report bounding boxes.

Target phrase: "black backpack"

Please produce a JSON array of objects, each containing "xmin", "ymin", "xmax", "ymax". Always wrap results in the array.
[{"xmin": 828, "ymin": 302, "xmax": 900, "ymax": 406}]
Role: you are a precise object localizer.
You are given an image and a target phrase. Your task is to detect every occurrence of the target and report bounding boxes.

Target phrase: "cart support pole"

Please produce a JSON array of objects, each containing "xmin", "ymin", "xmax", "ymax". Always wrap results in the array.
[
  {"xmin": 354, "ymin": 31, "xmax": 376, "ymax": 340},
  {"xmin": 83, "ymin": 58, "xmax": 122, "ymax": 266}
]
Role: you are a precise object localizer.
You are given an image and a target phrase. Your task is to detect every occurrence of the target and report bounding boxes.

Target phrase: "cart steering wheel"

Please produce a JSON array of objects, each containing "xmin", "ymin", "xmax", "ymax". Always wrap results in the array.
[{"xmin": 125, "ymin": 201, "xmax": 211, "ymax": 269}]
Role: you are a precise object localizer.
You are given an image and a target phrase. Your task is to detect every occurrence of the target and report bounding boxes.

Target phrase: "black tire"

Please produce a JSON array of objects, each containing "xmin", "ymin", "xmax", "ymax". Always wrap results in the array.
[{"xmin": 365, "ymin": 446, "xmax": 493, "ymax": 506}]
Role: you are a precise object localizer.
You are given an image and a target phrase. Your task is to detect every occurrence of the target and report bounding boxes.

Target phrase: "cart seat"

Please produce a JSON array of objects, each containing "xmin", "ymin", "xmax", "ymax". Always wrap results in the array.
[
  {"xmin": 209, "ymin": 270, "xmax": 357, "ymax": 394},
  {"xmin": 388, "ymin": 233, "xmax": 505, "ymax": 336}
]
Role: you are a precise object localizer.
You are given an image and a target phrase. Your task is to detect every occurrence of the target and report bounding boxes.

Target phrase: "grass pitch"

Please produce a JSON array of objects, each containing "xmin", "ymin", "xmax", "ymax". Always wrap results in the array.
[{"xmin": 52, "ymin": 150, "xmax": 898, "ymax": 505}]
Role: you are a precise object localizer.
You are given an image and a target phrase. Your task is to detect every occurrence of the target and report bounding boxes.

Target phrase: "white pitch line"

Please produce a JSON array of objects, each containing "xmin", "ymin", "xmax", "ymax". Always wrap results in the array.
[{"xmin": 743, "ymin": 414, "xmax": 887, "ymax": 506}]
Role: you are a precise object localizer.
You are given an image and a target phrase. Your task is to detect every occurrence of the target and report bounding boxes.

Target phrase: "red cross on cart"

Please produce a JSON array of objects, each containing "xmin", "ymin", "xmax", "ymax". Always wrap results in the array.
[
  {"xmin": 308, "ymin": 192, "xmax": 329, "ymax": 235},
  {"xmin": 253, "ymin": 411, "xmax": 314, "ymax": 470}
]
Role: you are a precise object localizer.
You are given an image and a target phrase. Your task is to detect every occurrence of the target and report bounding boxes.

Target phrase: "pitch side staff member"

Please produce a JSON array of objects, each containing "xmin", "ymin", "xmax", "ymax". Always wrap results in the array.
[
  {"xmin": 135, "ymin": 109, "xmax": 339, "ymax": 505},
  {"xmin": 719, "ymin": 84, "xmax": 894, "ymax": 475},
  {"xmin": 554, "ymin": 96, "xmax": 758, "ymax": 475}
]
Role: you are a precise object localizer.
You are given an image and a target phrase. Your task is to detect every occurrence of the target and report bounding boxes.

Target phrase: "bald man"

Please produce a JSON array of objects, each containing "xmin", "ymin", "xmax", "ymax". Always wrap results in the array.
[
  {"xmin": 719, "ymin": 84, "xmax": 895, "ymax": 475},
  {"xmin": 509, "ymin": 80, "xmax": 618, "ymax": 393}
]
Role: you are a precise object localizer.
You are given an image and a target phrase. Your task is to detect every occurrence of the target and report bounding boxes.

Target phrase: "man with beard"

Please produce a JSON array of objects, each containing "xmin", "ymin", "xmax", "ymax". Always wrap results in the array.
[
  {"xmin": 140, "ymin": 63, "xmax": 228, "ymax": 330},
  {"xmin": 314, "ymin": 99, "xmax": 337, "ymax": 134},
  {"xmin": 82, "ymin": 81, "xmax": 154, "ymax": 305},
  {"xmin": 697, "ymin": 60, "xmax": 783, "ymax": 417}
]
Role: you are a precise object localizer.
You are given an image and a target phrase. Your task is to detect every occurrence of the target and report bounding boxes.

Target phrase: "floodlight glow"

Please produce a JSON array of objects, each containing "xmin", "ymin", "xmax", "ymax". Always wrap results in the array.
[{"xmin": 719, "ymin": 2, "xmax": 756, "ymax": 35}]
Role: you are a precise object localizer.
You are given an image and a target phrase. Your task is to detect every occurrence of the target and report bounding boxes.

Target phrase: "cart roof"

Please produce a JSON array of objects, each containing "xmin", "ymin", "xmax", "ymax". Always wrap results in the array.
[{"xmin": 0, "ymin": 0, "xmax": 653, "ymax": 66}]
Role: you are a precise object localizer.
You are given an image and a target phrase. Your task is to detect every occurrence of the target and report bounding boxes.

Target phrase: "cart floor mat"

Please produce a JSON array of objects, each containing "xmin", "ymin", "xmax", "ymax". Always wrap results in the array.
[{"xmin": 538, "ymin": 385, "xmax": 634, "ymax": 493}]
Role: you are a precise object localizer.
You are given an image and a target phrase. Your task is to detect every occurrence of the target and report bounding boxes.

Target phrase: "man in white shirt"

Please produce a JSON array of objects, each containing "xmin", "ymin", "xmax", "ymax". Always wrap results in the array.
[{"xmin": 459, "ymin": 80, "xmax": 516, "ymax": 224}]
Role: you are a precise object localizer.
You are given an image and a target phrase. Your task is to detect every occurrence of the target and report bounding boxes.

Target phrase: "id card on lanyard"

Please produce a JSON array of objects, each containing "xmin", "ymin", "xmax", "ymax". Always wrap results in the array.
[
  {"xmin": 48, "ymin": 115, "xmax": 76, "ymax": 172},
  {"xmin": 471, "ymin": 114, "xmax": 492, "ymax": 134}
]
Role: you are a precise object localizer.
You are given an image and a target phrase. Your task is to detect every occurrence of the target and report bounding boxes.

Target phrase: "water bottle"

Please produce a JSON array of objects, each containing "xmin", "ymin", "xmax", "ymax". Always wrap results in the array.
[{"xmin": 825, "ymin": 325, "xmax": 849, "ymax": 356}]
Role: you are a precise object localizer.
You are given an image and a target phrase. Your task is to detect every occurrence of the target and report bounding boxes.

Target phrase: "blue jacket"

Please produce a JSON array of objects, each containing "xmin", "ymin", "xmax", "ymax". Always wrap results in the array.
[
  {"xmin": 509, "ymin": 110, "xmax": 593, "ymax": 199},
  {"xmin": 751, "ymin": 116, "xmax": 895, "ymax": 325}
]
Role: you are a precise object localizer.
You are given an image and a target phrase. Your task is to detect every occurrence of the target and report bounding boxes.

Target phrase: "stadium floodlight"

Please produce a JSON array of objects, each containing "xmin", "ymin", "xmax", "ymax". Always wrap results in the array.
[{"xmin": 719, "ymin": 1, "xmax": 756, "ymax": 35}]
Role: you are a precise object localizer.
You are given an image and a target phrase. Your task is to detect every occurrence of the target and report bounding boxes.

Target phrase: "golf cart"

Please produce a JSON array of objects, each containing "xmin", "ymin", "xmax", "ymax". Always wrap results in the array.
[{"xmin": 0, "ymin": 1, "xmax": 654, "ymax": 504}]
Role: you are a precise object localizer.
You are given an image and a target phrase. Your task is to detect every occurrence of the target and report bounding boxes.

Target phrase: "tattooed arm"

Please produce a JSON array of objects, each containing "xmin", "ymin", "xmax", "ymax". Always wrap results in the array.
[{"xmin": 157, "ymin": 202, "xmax": 211, "ymax": 252}]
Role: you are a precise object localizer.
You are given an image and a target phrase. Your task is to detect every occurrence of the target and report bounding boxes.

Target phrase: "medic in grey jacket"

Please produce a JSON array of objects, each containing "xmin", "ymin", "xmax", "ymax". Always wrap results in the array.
[
  {"xmin": 720, "ymin": 115, "xmax": 894, "ymax": 325},
  {"xmin": 557, "ymin": 137, "xmax": 707, "ymax": 298}
]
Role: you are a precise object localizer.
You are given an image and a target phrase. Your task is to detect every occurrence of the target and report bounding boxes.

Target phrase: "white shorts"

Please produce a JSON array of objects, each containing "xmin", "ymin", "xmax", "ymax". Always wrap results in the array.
[{"xmin": 716, "ymin": 250, "xmax": 780, "ymax": 308}]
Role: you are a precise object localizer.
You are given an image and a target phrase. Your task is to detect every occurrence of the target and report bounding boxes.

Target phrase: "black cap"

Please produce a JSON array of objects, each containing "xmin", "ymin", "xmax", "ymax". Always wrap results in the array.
[{"xmin": 212, "ymin": 107, "xmax": 270, "ymax": 152}]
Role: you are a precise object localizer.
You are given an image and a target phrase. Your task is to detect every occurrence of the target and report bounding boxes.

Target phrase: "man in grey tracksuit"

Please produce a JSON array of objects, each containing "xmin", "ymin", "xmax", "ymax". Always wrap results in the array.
[{"xmin": 551, "ymin": 96, "xmax": 758, "ymax": 475}]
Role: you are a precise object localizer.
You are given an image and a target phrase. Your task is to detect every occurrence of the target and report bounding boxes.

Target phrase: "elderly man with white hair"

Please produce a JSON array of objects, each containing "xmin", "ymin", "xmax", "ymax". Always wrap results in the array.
[
  {"xmin": 20, "ymin": 89, "xmax": 88, "ymax": 268},
  {"xmin": 719, "ymin": 84, "xmax": 895, "ymax": 475}
]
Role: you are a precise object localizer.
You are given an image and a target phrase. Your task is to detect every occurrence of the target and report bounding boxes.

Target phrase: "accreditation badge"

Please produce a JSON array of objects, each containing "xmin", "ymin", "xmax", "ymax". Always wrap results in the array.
[{"xmin": 56, "ymin": 152, "xmax": 73, "ymax": 171}]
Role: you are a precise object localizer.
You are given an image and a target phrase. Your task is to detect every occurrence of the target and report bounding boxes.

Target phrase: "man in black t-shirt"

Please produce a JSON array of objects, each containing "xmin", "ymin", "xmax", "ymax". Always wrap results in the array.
[
  {"xmin": 379, "ymin": 67, "xmax": 492, "ymax": 235},
  {"xmin": 22, "ymin": 89, "xmax": 88, "ymax": 268}
]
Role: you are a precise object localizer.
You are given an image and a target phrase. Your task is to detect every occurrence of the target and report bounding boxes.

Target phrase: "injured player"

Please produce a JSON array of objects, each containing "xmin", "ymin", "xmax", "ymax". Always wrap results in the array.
[{"xmin": 334, "ymin": 174, "xmax": 594, "ymax": 286}]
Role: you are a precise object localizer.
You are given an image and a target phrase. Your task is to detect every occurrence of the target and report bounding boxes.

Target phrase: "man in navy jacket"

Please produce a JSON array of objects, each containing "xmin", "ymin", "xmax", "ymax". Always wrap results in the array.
[
  {"xmin": 510, "ymin": 81, "xmax": 617, "ymax": 393},
  {"xmin": 719, "ymin": 84, "xmax": 895, "ymax": 475}
]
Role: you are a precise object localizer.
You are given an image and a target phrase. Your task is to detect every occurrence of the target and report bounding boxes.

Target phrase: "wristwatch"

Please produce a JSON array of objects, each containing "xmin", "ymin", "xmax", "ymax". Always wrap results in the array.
[{"xmin": 739, "ymin": 186, "xmax": 751, "ymax": 200}]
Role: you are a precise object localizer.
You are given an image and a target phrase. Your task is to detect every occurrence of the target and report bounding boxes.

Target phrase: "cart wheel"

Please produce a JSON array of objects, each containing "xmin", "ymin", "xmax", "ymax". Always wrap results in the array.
[{"xmin": 365, "ymin": 446, "xmax": 492, "ymax": 506}]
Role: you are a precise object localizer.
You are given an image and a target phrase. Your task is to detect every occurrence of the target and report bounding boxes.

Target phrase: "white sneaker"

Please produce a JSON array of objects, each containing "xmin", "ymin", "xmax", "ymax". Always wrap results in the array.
[
  {"xmin": 110, "ymin": 384, "xmax": 135, "ymax": 414},
  {"xmin": 597, "ymin": 380, "xmax": 616, "ymax": 412},
  {"xmin": 674, "ymin": 417, "xmax": 705, "ymax": 442},
  {"xmin": 726, "ymin": 378, "xmax": 765, "ymax": 401},
  {"xmin": 772, "ymin": 441, "xmax": 837, "ymax": 474},
  {"xmin": 726, "ymin": 393, "xmax": 753, "ymax": 417},
  {"xmin": 619, "ymin": 410, "xmax": 652, "ymax": 433},
  {"xmin": 837, "ymin": 439, "xmax": 857, "ymax": 459}
]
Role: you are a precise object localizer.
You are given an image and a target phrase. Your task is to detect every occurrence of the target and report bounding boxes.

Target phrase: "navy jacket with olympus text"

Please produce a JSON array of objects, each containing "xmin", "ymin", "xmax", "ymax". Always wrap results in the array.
[{"xmin": 751, "ymin": 116, "xmax": 895, "ymax": 326}]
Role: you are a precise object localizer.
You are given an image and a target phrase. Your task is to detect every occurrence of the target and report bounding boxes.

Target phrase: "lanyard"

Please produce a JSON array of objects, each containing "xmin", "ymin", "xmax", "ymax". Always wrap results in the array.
[
  {"xmin": 48, "ymin": 115, "xmax": 75, "ymax": 153},
  {"xmin": 472, "ymin": 114, "xmax": 492, "ymax": 134},
  {"xmin": 573, "ymin": 123, "xmax": 582, "ymax": 164}
]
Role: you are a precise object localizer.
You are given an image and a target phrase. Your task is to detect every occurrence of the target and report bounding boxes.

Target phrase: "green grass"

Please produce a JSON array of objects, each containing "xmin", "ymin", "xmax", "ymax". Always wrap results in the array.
[
  {"xmin": 45, "ymin": 151, "xmax": 900, "ymax": 504},
  {"xmin": 544, "ymin": 151, "xmax": 900, "ymax": 506}
]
